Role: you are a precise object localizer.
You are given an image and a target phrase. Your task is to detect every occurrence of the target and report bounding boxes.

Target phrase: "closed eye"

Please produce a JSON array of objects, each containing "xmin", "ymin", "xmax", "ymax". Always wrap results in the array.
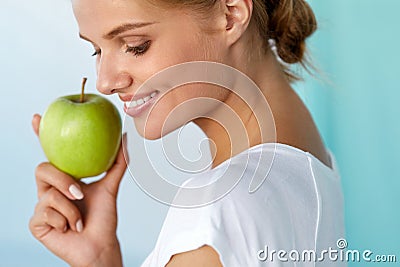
[{"xmin": 125, "ymin": 40, "xmax": 151, "ymax": 57}]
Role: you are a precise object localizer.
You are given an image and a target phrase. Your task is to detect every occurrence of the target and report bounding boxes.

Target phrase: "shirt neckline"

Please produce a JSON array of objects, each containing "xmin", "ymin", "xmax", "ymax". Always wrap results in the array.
[{"xmin": 210, "ymin": 142, "xmax": 337, "ymax": 174}]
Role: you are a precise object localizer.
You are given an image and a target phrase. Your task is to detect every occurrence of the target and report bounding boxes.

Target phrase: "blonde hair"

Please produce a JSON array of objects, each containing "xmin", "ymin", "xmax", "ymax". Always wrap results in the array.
[{"xmin": 148, "ymin": 0, "xmax": 317, "ymax": 82}]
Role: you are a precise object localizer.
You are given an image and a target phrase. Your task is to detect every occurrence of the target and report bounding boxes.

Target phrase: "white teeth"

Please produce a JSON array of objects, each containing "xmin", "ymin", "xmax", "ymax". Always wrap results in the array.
[
  {"xmin": 130, "ymin": 100, "xmax": 138, "ymax": 108},
  {"xmin": 127, "ymin": 91, "xmax": 158, "ymax": 108}
]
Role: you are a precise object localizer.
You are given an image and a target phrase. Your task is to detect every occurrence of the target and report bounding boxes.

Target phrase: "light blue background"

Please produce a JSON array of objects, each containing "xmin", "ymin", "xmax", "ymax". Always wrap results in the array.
[
  {"xmin": 1, "ymin": 0, "xmax": 399, "ymax": 266},
  {"xmin": 303, "ymin": 1, "xmax": 400, "ymax": 264}
]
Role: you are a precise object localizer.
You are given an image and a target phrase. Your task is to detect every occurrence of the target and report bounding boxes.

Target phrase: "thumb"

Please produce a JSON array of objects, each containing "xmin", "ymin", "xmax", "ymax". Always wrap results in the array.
[
  {"xmin": 100, "ymin": 133, "xmax": 128, "ymax": 197},
  {"xmin": 32, "ymin": 114, "xmax": 41, "ymax": 137}
]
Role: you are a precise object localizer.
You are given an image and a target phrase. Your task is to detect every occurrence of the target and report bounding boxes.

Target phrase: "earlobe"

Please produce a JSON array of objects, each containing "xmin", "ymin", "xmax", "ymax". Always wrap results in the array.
[{"xmin": 224, "ymin": 0, "xmax": 253, "ymax": 43}]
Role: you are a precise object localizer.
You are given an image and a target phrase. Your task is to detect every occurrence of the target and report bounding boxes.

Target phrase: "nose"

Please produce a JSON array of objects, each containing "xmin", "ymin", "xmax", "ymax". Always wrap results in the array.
[{"xmin": 96, "ymin": 53, "xmax": 133, "ymax": 95}]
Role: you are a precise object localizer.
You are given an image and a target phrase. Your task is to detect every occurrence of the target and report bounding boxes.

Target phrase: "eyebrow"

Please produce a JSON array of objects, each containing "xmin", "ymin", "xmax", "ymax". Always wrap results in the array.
[{"xmin": 79, "ymin": 21, "xmax": 158, "ymax": 42}]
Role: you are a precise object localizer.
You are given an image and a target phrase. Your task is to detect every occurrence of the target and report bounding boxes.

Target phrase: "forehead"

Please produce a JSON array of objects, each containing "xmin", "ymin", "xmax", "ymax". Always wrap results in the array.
[{"xmin": 72, "ymin": 0, "xmax": 171, "ymax": 34}]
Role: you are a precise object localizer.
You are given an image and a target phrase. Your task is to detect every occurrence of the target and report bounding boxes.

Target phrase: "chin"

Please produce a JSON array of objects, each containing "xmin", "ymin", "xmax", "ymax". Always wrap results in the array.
[
  {"xmin": 134, "ymin": 119, "xmax": 176, "ymax": 141},
  {"xmin": 134, "ymin": 123, "xmax": 161, "ymax": 141},
  {"xmin": 141, "ymin": 131, "xmax": 162, "ymax": 141}
]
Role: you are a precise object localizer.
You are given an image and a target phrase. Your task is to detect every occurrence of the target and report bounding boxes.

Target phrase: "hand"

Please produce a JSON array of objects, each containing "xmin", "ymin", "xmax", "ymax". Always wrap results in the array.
[{"xmin": 29, "ymin": 114, "xmax": 128, "ymax": 267}]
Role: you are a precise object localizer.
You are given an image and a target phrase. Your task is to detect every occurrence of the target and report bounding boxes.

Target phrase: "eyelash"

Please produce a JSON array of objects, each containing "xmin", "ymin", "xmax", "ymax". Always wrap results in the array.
[
  {"xmin": 91, "ymin": 40, "xmax": 151, "ymax": 57},
  {"xmin": 125, "ymin": 40, "xmax": 151, "ymax": 57},
  {"xmin": 91, "ymin": 50, "xmax": 100, "ymax": 57}
]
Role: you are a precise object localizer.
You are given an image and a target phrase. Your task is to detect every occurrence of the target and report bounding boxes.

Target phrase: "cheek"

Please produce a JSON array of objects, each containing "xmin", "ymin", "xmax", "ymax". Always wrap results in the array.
[
  {"xmin": 125, "ymin": 40, "xmax": 205, "ymax": 94},
  {"xmin": 153, "ymin": 18, "xmax": 218, "ymax": 65},
  {"xmin": 129, "ymin": 25, "xmax": 226, "ymax": 139},
  {"xmin": 135, "ymin": 84, "xmax": 230, "ymax": 140}
]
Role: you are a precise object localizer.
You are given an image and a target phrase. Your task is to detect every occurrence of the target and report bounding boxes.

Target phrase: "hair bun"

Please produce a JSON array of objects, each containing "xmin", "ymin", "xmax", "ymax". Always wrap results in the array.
[{"xmin": 265, "ymin": 0, "xmax": 317, "ymax": 64}]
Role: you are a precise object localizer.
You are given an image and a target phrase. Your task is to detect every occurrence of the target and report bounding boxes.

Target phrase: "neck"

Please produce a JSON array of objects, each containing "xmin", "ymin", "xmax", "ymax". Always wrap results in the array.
[{"xmin": 193, "ymin": 51, "xmax": 287, "ymax": 169}]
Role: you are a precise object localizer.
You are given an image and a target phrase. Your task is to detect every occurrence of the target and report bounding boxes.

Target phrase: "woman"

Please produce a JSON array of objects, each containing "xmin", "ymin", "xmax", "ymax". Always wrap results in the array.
[{"xmin": 30, "ymin": 0, "xmax": 346, "ymax": 266}]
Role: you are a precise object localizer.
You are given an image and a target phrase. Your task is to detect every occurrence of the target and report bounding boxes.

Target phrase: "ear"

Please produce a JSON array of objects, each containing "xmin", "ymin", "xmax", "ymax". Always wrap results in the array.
[{"xmin": 223, "ymin": 0, "xmax": 253, "ymax": 46}]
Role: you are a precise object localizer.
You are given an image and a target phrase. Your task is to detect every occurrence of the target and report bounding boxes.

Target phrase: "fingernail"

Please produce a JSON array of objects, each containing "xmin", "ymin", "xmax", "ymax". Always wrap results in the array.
[
  {"xmin": 69, "ymin": 184, "xmax": 84, "ymax": 200},
  {"xmin": 123, "ymin": 133, "xmax": 128, "ymax": 148},
  {"xmin": 122, "ymin": 133, "xmax": 130, "ymax": 164},
  {"xmin": 76, "ymin": 219, "xmax": 83, "ymax": 233},
  {"xmin": 123, "ymin": 132, "xmax": 127, "ymax": 143}
]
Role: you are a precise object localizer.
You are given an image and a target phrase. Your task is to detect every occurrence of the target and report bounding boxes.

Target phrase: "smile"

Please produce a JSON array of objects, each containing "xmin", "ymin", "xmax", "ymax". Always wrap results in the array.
[
  {"xmin": 126, "ymin": 91, "xmax": 158, "ymax": 108},
  {"xmin": 124, "ymin": 91, "xmax": 159, "ymax": 118}
]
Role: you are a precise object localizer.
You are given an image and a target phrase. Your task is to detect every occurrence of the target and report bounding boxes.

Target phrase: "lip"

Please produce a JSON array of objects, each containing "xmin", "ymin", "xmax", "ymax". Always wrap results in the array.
[
  {"xmin": 119, "ymin": 95, "xmax": 134, "ymax": 102},
  {"xmin": 123, "ymin": 90, "xmax": 160, "ymax": 118},
  {"xmin": 119, "ymin": 90, "xmax": 159, "ymax": 102}
]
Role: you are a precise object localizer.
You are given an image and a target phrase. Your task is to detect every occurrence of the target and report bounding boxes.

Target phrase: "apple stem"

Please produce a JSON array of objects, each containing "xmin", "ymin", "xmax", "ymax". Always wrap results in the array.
[{"xmin": 80, "ymin": 77, "xmax": 87, "ymax": 103}]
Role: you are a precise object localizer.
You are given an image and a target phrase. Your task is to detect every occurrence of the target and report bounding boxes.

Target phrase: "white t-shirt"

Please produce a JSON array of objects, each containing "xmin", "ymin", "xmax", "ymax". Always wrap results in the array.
[{"xmin": 141, "ymin": 143, "xmax": 347, "ymax": 267}]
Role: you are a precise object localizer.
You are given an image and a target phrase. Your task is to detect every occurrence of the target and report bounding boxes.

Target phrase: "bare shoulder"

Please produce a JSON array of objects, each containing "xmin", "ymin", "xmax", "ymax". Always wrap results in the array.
[
  {"xmin": 165, "ymin": 245, "xmax": 223, "ymax": 267},
  {"xmin": 273, "ymin": 88, "xmax": 332, "ymax": 169}
]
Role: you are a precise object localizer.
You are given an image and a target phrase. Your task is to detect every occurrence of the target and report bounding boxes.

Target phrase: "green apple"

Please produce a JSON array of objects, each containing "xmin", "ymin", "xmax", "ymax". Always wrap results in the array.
[{"xmin": 39, "ymin": 78, "xmax": 122, "ymax": 179}]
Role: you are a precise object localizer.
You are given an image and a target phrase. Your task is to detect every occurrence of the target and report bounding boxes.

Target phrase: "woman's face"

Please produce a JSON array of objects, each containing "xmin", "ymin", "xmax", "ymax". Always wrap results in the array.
[{"xmin": 72, "ymin": 0, "xmax": 231, "ymax": 140}]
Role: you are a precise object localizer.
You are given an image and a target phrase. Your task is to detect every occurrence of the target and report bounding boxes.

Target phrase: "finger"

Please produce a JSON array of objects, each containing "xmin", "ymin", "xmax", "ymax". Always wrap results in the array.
[
  {"xmin": 32, "ymin": 114, "xmax": 41, "ymax": 137},
  {"xmin": 35, "ymin": 162, "xmax": 84, "ymax": 200},
  {"xmin": 45, "ymin": 207, "xmax": 68, "ymax": 233},
  {"xmin": 29, "ymin": 211, "xmax": 51, "ymax": 240},
  {"xmin": 38, "ymin": 188, "xmax": 83, "ymax": 232},
  {"xmin": 29, "ymin": 206, "xmax": 68, "ymax": 240},
  {"xmin": 99, "ymin": 133, "xmax": 128, "ymax": 197},
  {"xmin": 41, "ymin": 207, "xmax": 68, "ymax": 233}
]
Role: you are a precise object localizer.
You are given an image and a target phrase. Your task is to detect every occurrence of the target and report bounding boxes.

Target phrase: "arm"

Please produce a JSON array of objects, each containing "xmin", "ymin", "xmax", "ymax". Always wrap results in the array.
[{"xmin": 166, "ymin": 245, "xmax": 223, "ymax": 267}]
